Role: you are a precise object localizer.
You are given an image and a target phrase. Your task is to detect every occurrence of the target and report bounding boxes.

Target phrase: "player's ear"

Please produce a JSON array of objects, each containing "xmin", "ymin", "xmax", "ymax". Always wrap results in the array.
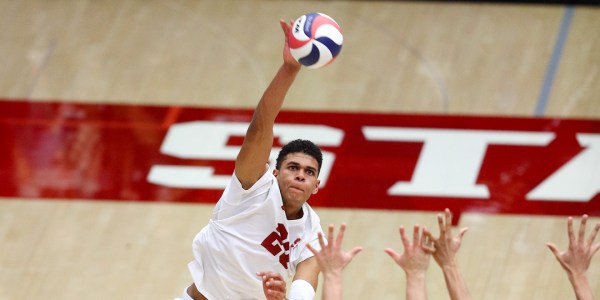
[
  {"xmin": 273, "ymin": 168, "xmax": 279, "ymax": 177},
  {"xmin": 312, "ymin": 180, "xmax": 320, "ymax": 194}
]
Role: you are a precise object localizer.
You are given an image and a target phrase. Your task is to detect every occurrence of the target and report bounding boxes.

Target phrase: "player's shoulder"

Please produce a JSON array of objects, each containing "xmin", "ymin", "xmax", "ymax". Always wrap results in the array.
[
  {"xmin": 303, "ymin": 203, "xmax": 322, "ymax": 225},
  {"xmin": 231, "ymin": 165, "xmax": 274, "ymax": 191}
]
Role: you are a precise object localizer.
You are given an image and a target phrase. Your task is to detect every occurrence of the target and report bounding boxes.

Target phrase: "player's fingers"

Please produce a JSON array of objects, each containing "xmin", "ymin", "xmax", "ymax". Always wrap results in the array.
[
  {"xmin": 348, "ymin": 246, "xmax": 364, "ymax": 259},
  {"xmin": 423, "ymin": 229, "xmax": 437, "ymax": 243},
  {"xmin": 457, "ymin": 227, "xmax": 469, "ymax": 240},
  {"xmin": 261, "ymin": 272, "xmax": 282, "ymax": 282},
  {"xmin": 327, "ymin": 224, "xmax": 335, "ymax": 247},
  {"xmin": 317, "ymin": 231, "xmax": 326, "ymax": 250},
  {"xmin": 428, "ymin": 229, "xmax": 436, "ymax": 248},
  {"xmin": 590, "ymin": 222, "xmax": 600, "ymax": 244},
  {"xmin": 327, "ymin": 223, "xmax": 335, "ymax": 233},
  {"xmin": 270, "ymin": 272, "xmax": 284, "ymax": 281},
  {"xmin": 336, "ymin": 223, "xmax": 347, "ymax": 248},
  {"xmin": 327, "ymin": 223, "xmax": 335, "ymax": 237},
  {"xmin": 384, "ymin": 248, "xmax": 401, "ymax": 262},
  {"xmin": 422, "ymin": 226, "xmax": 429, "ymax": 237},
  {"xmin": 421, "ymin": 226, "xmax": 429, "ymax": 244},
  {"xmin": 587, "ymin": 223, "xmax": 600, "ymax": 245},
  {"xmin": 279, "ymin": 19, "xmax": 289, "ymax": 35},
  {"xmin": 546, "ymin": 243, "xmax": 561, "ymax": 258},
  {"xmin": 591, "ymin": 242, "xmax": 600, "ymax": 256},
  {"xmin": 578, "ymin": 215, "xmax": 588, "ymax": 247},
  {"xmin": 266, "ymin": 288, "xmax": 286, "ymax": 298},
  {"xmin": 266, "ymin": 278, "xmax": 286, "ymax": 291},
  {"xmin": 444, "ymin": 208, "xmax": 453, "ymax": 232},
  {"xmin": 422, "ymin": 228, "xmax": 434, "ymax": 252},
  {"xmin": 399, "ymin": 226, "xmax": 410, "ymax": 249},
  {"xmin": 413, "ymin": 224, "xmax": 421, "ymax": 246},
  {"xmin": 421, "ymin": 243, "xmax": 436, "ymax": 253},
  {"xmin": 257, "ymin": 271, "xmax": 280, "ymax": 278},
  {"xmin": 437, "ymin": 214, "xmax": 445, "ymax": 236},
  {"xmin": 567, "ymin": 217, "xmax": 575, "ymax": 247}
]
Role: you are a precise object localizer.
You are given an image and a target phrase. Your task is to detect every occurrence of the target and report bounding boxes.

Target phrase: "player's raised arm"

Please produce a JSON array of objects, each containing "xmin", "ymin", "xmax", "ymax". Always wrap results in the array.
[
  {"xmin": 385, "ymin": 224, "xmax": 434, "ymax": 300},
  {"xmin": 235, "ymin": 19, "xmax": 302, "ymax": 189},
  {"xmin": 307, "ymin": 224, "xmax": 363, "ymax": 300},
  {"xmin": 426, "ymin": 209, "xmax": 471, "ymax": 300},
  {"xmin": 547, "ymin": 215, "xmax": 600, "ymax": 300}
]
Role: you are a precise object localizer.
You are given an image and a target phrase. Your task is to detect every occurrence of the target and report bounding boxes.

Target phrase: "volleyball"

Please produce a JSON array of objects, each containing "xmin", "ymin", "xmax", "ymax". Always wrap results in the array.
[{"xmin": 288, "ymin": 12, "xmax": 343, "ymax": 69}]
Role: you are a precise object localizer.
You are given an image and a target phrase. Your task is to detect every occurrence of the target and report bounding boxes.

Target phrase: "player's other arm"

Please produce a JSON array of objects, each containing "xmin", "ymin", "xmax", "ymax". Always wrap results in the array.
[
  {"xmin": 287, "ymin": 256, "xmax": 320, "ymax": 299},
  {"xmin": 235, "ymin": 19, "xmax": 301, "ymax": 189}
]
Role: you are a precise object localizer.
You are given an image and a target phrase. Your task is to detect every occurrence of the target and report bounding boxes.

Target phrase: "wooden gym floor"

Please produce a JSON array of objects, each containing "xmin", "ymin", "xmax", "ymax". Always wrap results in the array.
[{"xmin": 0, "ymin": 1, "xmax": 599, "ymax": 299}]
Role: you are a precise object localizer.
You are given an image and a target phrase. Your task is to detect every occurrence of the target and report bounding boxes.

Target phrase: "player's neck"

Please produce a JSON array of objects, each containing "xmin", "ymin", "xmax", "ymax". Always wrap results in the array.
[{"xmin": 284, "ymin": 205, "xmax": 304, "ymax": 220}]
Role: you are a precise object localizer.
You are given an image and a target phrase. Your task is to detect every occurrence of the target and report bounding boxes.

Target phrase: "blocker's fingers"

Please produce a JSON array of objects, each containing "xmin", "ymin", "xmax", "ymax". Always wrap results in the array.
[
  {"xmin": 422, "ymin": 243, "xmax": 436, "ymax": 253},
  {"xmin": 437, "ymin": 214, "xmax": 445, "ymax": 236},
  {"xmin": 348, "ymin": 246, "xmax": 363, "ymax": 258},
  {"xmin": 546, "ymin": 243, "xmax": 562, "ymax": 260},
  {"xmin": 444, "ymin": 208, "xmax": 453, "ymax": 231},
  {"xmin": 424, "ymin": 229, "xmax": 436, "ymax": 242},
  {"xmin": 327, "ymin": 224, "xmax": 335, "ymax": 247},
  {"xmin": 567, "ymin": 217, "xmax": 575, "ymax": 246},
  {"xmin": 399, "ymin": 226, "xmax": 410, "ymax": 249},
  {"xmin": 413, "ymin": 224, "xmax": 421, "ymax": 246},
  {"xmin": 590, "ymin": 222, "xmax": 600, "ymax": 244},
  {"xmin": 317, "ymin": 232, "xmax": 326, "ymax": 250},
  {"xmin": 457, "ymin": 227, "xmax": 469, "ymax": 240},
  {"xmin": 578, "ymin": 215, "xmax": 588, "ymax": 246},
  {"xmin": 384, "ymin": 248, "xmax": 401, "ymax": 262},
  {"xmin": 336, "ymin": 223, "xmax": 348, "ymax": 247},
  {"xmin": 591, "ymin": 241, "xmax": 600, "ymax": 256}
]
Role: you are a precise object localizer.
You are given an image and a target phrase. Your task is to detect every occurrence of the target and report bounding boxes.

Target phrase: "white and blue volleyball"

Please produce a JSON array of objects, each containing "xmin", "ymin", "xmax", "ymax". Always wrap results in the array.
[{"xmin": 289, "ymin": 12, "xmax": 343, "ymax": 69}]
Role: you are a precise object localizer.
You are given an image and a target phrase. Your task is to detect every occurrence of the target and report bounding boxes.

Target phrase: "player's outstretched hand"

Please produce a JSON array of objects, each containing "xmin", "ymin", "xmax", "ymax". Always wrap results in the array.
[
  {"xmin": 426, "ymin": 208, "xmax": 468, "ymax": 268},
  {"xmin": 257, "ymin": 271, "xmax": 287, "ymax": 300},
  {"xmin": 279, "ymin": 19, "xmax": 301, "ymax": 69},
  {"xmin": 384, "ymin": 224, "xmax": 435, "ymax": 275},
  {"xmin": 307, "ymin": 224, "xmax": 362, "ymax": 300},
  {"xmin": 307, "ymin": 223, "xmax": 363, "ymax": 276},
  {"xmin": 547, "ymin": 215, "xmax": 600, "ymax": 276},
  {"xmin": 547, "ymin": 215, "xmax": 600, "ymax": 300},
  {"xmin": 385, "ymin": 224, "xmax": 434, "ymax": 300},
  {"xmin": 426, "ymin": 208, "xmax": 472, "ymax": 300}
]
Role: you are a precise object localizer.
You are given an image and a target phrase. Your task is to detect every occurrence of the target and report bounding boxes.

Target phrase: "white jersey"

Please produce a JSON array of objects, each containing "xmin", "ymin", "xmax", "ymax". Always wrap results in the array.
[{"xmin": 188, "ymin": 168, "xmax": 323, "ymax": 300}]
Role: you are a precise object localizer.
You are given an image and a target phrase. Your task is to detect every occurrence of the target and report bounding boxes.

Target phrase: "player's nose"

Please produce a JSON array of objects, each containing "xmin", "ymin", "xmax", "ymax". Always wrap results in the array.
[{"xmin": 295, "ymin": 171, "xmax": 306, "ymax": 181}]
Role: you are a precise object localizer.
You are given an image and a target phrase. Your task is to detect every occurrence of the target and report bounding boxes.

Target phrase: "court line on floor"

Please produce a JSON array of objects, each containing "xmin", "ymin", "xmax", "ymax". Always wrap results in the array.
[{"xmin": 534, "ymin": 6, "xmax": 574, "ymax": 117}]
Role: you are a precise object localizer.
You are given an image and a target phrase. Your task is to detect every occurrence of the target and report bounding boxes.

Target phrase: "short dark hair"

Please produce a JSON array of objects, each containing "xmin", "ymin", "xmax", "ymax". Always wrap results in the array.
[{"xmin": 275, "ymin": 139, "xmax": 323, "ymax": 174}]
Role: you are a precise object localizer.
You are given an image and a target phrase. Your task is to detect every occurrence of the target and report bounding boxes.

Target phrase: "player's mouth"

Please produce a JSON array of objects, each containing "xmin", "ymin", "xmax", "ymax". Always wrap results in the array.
[{"xmin": 289, "ymin": 186, "xmax": 304, "ymax": 193}]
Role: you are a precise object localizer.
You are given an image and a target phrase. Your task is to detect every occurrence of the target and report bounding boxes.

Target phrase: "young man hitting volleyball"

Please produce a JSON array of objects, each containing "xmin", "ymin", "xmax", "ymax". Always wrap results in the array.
[{"xmin": 182, "ymin": 19, "xmax": 324, "ymax": 300}]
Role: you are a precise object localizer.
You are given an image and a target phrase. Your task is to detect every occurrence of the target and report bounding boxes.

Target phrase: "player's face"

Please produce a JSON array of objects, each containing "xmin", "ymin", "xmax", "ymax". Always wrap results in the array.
[{"xmin": 273, "ymin": 152, "xmax": 320, "ymax": 210}]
